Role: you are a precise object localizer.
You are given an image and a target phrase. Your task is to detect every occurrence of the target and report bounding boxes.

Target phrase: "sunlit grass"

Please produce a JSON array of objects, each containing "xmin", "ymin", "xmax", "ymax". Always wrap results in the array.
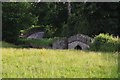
[
  {"xmin": 1, "ymin": 47, "xmax": 118, "ymax": 78},
  {"xmin": 1, "ymin": 41, "xmax": 118, "ymax": 78}
]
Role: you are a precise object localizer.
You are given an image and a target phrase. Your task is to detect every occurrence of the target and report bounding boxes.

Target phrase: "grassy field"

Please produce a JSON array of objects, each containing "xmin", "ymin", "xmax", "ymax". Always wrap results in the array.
[{"xmin": 1, "ymin": 41, "xmax": 119, "ymax": 78}]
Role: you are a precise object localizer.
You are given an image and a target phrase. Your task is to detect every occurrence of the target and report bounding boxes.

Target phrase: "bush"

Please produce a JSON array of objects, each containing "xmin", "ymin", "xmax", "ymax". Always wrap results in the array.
[
  {"xmin": 17, "ymin": 37, "xmax": 59, "ymax": 48},
  {"xmin": 90, "ymin": 33, "xmax": 120, "ymax": 52}
]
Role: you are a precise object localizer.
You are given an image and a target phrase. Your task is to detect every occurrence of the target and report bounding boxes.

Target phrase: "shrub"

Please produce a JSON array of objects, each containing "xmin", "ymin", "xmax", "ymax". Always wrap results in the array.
[
  {"xmin": 90, "ymin": 33, "xmax": 120, "ymax": 52},
  {"xmin": 17, "ymin": 37, "xmax": 59, "ymax": 48}
]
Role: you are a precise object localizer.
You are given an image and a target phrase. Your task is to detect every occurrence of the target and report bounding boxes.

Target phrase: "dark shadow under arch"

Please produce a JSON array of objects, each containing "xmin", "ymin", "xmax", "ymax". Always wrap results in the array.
[{"xmin": 74, "ymin": 45, "xmax": 82, "ymax": 50}]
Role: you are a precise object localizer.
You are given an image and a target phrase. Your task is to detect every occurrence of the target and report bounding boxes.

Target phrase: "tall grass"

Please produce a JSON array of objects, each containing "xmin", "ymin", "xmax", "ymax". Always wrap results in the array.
[{"xmin": 1, "ymin": 42, "xmax": 118, "ymax": 78}]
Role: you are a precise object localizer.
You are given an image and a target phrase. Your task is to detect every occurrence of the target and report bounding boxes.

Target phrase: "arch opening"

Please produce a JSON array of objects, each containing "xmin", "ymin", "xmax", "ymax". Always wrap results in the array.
[{"xmin": 74, "ymin": 45, "xmax": 82, "ymax": 50}]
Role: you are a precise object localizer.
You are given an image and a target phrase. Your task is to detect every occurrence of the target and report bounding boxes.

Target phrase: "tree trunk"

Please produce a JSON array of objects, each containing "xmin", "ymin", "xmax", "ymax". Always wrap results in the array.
[{"xmin": 68, "ymin": 2, "xmax": 71, "ymax": 16}]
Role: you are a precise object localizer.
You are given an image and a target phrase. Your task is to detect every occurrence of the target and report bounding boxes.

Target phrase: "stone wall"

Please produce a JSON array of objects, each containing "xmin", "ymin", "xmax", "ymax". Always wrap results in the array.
[
  {"xmin": 52, "ymin": 34, "xmax": 93, "ymax": 50},
  {"xmin": 68, "ymin": 34, "xmax": 92, "ymax": 45},
  {"xmin": 52, "ymin": 38, "xmax": 68, "ymax": 49},
  {"xmin": 27, "ymin": 32, "xmax": 44, "ymax": 39}
]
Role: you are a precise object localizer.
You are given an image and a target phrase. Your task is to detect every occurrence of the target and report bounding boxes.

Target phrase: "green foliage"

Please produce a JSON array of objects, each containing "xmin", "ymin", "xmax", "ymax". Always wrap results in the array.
[
  {"xmin": 2, "ymin": 2, "xmax": 119, "ymax": 43},
  {"xmin": 62, "ymin": 14, "xmax": 90, "ymax": 37},
  {"xmin": 2, "ymin": 2, "xmax": 38, "ymax": 42},
  {"xmin": 0, "ymin": 41, "xmax": 19, "ymax": 48},
  {"xmin": 18, "ymin": 38, "xmax": 56, "ymax": 47},
  {"xmin": 90, "ymin": 33, "xmax": 120, "ymax": 52},
  {"xmin": 31, "ymin": 3, "xmax": 68, "ymax": 37},
  {"xmin": 44, "ymin": 25, "xmax": 57, "ymax": 38},
  {"xmin": 62, "ymin": 3, "xmax": 119, "ymax": 37}
]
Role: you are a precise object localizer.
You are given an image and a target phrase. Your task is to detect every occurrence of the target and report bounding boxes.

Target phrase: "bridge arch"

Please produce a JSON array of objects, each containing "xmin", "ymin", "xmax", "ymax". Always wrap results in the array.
[
  {"xmin": 52, "ymin": 34, "xmax": 93, "ymax": 50},
  {"xmin": 74, "ymin": 45, "xmax": 82, "ymax": 50},
  {"xmin": 68, "ymin": 41, "xmax": 90, "ymax": 50}
]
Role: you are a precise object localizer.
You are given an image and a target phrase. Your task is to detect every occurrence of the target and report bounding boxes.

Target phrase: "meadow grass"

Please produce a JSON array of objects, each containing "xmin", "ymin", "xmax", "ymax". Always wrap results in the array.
[{"xmin": 1, "ymin": 41, "xmax": 119, "ymax": 78}]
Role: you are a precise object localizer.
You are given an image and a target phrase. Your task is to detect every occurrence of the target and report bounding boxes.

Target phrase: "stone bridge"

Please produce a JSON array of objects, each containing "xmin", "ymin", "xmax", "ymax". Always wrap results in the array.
[
  {"xmin": 53, "ymin": 34, "xmax": 93, "ymax": 50},
  {"xmin": 68, "ymin": 34, "xmax": 92, "ymax": 50}
]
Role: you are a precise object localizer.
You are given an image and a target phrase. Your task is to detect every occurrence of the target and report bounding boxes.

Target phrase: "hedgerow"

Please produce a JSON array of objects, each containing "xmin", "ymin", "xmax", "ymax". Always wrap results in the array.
[{"xmin": 90, "ymin": 33, "xmax": 120, "ymax": 52}]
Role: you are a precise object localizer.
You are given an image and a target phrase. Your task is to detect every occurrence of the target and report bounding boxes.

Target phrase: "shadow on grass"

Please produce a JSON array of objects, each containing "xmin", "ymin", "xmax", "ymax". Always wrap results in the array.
[
  {"xmin": 0, "ymin": 41, "xmax": 31, "ymax": 49},
  {"xmin": 84, "ymin": 50, "xmax": 119, "ymax": 54},
  {"xmin": 1, "ymin": 46, "xmax": 119, "ymax": 54},
  {"xmin": 1, "ymin": 42, "xmax": 53, "ymax": 49},
  {"xmin": 1, "ymin": 41, "xmax": 119, "ymax": 54}
]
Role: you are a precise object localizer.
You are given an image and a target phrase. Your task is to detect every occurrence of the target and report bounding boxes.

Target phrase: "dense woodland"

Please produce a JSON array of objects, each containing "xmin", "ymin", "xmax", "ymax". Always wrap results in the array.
[{"xmin": 2, "ymin": 2, "xmax": 120, "ymax": 43}]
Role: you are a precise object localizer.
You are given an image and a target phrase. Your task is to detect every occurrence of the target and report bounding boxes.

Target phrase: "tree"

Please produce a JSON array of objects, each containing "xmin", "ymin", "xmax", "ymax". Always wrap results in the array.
[
  {"xmin": 62, "ymin": 2, "xmax": 119, "ymax": 37},
  {"xmin": 2, "ymin": 2, "xmax": 38, "ymax": 42},
  {"xmin": 31, "ymin": 2, "xmax": 68, "ymax": 37},
  {"xmin": 3, "ymin": 2, "xmax": 119, "ymax": 42}
]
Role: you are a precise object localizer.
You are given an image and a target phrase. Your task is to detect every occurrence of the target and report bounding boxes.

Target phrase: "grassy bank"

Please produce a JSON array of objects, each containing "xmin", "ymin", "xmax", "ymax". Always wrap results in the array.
[{"xmin": 1, "ymin": 41, "xmax": 119, "ymax": 78}]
